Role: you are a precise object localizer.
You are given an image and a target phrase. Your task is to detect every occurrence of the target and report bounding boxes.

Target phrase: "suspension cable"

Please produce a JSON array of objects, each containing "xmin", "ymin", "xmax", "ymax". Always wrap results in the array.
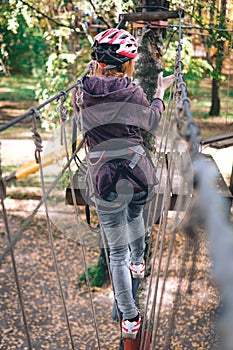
[
  {"xmin": 140, "ymin": 10, "xmax": 200, "ymax": 348},
  {"xmin": 31, "ymin": 111, "xmax": 76, "ymax": 349},
  {"xmin": 0, "ymin": 69, "xmax": 91, "ymax": 133},
  {"xmin": 0, "ymin": 143, "xmax": 33, "ymax": 349},
  {"xmin": 142, "ymin": 95, "xmax": 180, "ymax": 350},
  {"xmin": 170, "ymin": 10, "xmax": 233, "ymax": 350},
  {"xmin": 57, "ymin": 93, "xmax": 102, "ymax": 349},
  {"xmin": 0, "ymin": 138, "xmax": 84, "ymax": 266},
  {"xmin": 140, "ymin": 81, "xmax": 177, "ymax": 350}
]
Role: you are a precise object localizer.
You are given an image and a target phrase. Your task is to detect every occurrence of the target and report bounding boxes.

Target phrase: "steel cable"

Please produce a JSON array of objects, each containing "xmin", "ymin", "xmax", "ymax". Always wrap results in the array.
[
  {"xmin": 57, "ymin": 94, "xmax": 102, "ymax": 349},
  {"xmin": 0, "ymin": 144, "xmax": 33, "ymax": 349},
  {"xmin": 31, "ymin": 113, "xmax": 76, "ymax": 350},
  {"xmin": 139, "ymin": 81, "xmax": 177, "ymax": 350}
]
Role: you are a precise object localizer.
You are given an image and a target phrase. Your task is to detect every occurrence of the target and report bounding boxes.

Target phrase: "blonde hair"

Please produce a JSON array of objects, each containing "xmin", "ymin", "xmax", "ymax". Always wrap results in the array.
[{"xmin": 93, "ymin": 60, "xmax": 135, "ymax": 78}]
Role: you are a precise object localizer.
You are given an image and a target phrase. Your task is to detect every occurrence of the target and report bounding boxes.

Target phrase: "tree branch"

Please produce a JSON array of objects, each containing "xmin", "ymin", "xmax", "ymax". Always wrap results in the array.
[
  {"xmin": 87, "ymin": 0, "xmax": 111, "ymax": 28},
  {"xmin": 20, "ymin": 0, "xmax": 78, "ymax": 31}
]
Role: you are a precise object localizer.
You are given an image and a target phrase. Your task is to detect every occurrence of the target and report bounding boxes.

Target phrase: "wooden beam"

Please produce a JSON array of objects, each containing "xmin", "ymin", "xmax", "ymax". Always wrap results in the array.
[{"xmin": 118, "ymin": 10, "xmax": 184, "ymax": 27}]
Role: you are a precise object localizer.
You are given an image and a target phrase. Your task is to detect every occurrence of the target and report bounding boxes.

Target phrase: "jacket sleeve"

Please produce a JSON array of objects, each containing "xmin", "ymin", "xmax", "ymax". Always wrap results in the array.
[{"xmin": 136, "ymin": 87, "xmax": 165, "ymax": 133}]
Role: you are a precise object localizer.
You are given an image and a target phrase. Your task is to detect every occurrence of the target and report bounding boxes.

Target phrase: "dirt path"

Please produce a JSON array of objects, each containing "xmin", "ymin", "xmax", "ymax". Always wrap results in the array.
[{"xmin": 0, "ymin": 213, "xmax": 120, "ymax": 350}]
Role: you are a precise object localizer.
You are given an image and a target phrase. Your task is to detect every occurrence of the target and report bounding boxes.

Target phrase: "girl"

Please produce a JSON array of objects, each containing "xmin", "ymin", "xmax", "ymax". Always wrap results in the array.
[{"xmin": 73, "ymin": 28, "xmax": 174, "ymax": 339}]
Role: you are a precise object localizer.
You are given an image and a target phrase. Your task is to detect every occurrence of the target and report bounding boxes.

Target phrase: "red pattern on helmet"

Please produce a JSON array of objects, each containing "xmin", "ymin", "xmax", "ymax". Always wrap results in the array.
[{"xmin": 94, "ymin": 28, "xmax": 138, "ymax": 59}]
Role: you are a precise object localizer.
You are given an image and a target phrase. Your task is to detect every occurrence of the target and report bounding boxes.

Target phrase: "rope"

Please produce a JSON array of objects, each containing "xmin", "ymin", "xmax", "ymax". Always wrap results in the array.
[
  {"xmin": 1, "ymin": 13, "xmax": 231, "ymax": 348},
  {"xmin": 0, "ymin": 139, "xmax": 84, "ymax": 267},
  {"xmin": 0, "ymin": 68, "xmax": 91, "ymax": 133},
  {"xmin": 58, "ymin": 93, "xmax": 102, "ymax": 349},
  {"xmin": 31, "ymin": 109, "xmax": 43, "ymax": 163},
  {"xmin": 141, "ymin": 102, "xmax": 179, "ymax": 350},
  {"xmin": 0, "ymin": 143, "xmax": 33, "ymax": 349},
  {"xmin": 139, "ymin": 10, "xmax": 201, "ymax": 348},
  {"xmin": 74, "ymin": 83, "xmax": 123, "ymax": 338},
  {"xmin": 151, "ymin": 133, "xmax": 190, "ymax": 348},
  {"xmin": 139, "ymin": 81, "xmax": 177, "ymax": 350},
  {"xmin": 31, "ymin": 112, "xmax": 76, "ymax": 350},
  {"xmin": 160, "ymin": 10, "xmax": 233, "ymax": 350},
  {"xmin": 56, "ymin": 90, "xmax": 68, "ymax": 145}
]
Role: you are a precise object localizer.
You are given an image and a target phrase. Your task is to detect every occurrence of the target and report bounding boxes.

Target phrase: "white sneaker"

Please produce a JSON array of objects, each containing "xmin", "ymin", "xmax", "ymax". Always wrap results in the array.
[
  {"xmin": 129, "ymin": 261, "xmax": 145, "ymax": 279},
  {"xmin": 122, "ymin": 314, "xmax": 141, "ymax": 339}
]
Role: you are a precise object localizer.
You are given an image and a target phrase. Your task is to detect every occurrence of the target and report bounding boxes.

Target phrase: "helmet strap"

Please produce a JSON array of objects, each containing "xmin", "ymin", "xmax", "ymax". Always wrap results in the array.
[{"xmin": 116, "ymin": 65, "xmax": 122, "ymax": 72}]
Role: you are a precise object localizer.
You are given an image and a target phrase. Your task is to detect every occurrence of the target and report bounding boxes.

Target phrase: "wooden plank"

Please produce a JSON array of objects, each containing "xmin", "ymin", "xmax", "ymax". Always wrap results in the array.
[
  {"xmin": 207, "ymin": 139, "xmax": 233, "ymax": 149},
  {"xmin": 119, "ymin": 10, "xmax": 184, "ymax": 24},
  {"xmin": 133, "ymin": 20, "xmax": 168, "ymax": 29},
  {"xmin": 200, "ymin": 132, "xmax": 233, "ymax": 147}
]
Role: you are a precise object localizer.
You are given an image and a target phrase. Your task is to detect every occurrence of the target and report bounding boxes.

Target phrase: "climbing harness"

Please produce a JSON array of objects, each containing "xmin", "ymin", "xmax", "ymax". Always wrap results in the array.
[{"xmin": 87, "ymin": 144, "xmax": 150, "ymax": 202}]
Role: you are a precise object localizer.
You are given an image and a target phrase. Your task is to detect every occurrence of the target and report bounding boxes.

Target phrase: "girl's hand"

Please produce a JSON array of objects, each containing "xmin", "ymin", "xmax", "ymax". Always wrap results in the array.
[
  {"xmin": 154, "ymin": 72, "xmax": 175, "ymax": 100},
  {"xmin": 157, "ymin": 72, "xmax": 175, "ymax": 91}
]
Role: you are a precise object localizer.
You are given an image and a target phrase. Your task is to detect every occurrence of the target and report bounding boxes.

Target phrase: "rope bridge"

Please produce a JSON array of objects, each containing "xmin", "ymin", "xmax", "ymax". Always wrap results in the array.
[{"xmin": 0, "ymin": 13, "xmax": 232, "ymax": 350}]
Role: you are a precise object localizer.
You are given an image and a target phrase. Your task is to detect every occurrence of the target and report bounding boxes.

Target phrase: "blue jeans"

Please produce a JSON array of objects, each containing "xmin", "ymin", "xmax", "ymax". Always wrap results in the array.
[{"xmin": 98, "ymin": 199, "xmax": 145, "ymax": 320}]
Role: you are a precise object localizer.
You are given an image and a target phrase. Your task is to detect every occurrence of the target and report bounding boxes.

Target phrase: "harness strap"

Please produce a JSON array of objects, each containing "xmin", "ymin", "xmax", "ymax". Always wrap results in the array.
[
  {"xmin": 88, "ymin": 145, "xmax": 145, "ymax": 169},
  {"xmin": 85, "ymin": 204, "xmax": 101, "ymax": 233}
]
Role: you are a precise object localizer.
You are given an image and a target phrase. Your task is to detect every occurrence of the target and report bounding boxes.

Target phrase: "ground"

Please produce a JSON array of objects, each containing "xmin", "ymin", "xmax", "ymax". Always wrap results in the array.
[{"xmin": 0, "ymin": 76, "xmax": 232, "ymax": 349}]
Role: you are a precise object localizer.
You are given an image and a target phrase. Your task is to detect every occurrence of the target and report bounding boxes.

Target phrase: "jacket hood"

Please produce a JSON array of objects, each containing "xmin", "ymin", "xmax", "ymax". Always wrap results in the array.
[{"xmin": 83, "ymin": 76, "xmax": 138, "ymax": 103}]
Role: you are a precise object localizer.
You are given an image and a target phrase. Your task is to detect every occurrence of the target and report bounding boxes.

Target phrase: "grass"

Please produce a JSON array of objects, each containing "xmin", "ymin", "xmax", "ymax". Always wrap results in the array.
[
  {"xmin": 0, "ymin": 74, "xmax": 52, "ymax": 139},
  {"xmin": 0, "ymin": 75, "xmax": 37, "ymax": 101},
  {"xmin": 189, "ymin": 77, "xmax": 233, "ymax": 121}
]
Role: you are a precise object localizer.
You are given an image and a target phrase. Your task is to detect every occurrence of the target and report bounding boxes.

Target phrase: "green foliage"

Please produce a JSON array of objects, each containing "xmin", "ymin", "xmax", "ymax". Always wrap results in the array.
[
  {"xmin": 0, "ymin": 0, "xmax": 140, "ymax": 130},
  {"xmin": 77, "ymin": 252, "xmax": 108, "ymax": 288},
  {"xmin": 3, "ymin": 0, "xmax": 231, "ymax": 124},
  {"xmin": 35, "ymin": 52, "xmax": 72, "ymax": 129},
  {"xmin": 163, "ymin": 36, "xmax": 213, "ymax": 91},
  {"xmin": 0, "ymin": 2, "xmax": 49, "ymax": 76},
  {"xmin": 35, "ymin": 40, "xmax": 91, "ymax": 130},
  {"xmin": 0, "ymin": 75, "xmax": 36, "ymax": 101},
  {"xmin": 90, "ymin": 0, "xmax": 135, "ymax": 26},
  {"xmin": 77, "ymin": 265, "xmax": 101, "ymax": 287}
]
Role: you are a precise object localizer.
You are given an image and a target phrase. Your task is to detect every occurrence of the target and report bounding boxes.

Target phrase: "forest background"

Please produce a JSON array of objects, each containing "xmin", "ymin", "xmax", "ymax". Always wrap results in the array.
[{"xmin": 1, "ymin": 0, "xmax": 233, "ymax": 133}]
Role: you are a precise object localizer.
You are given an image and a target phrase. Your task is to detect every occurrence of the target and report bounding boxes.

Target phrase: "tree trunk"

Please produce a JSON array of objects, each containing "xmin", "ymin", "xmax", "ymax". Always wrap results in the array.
[
  {"xmin": 196, "ymin": 0, "xmax": 226, "ymax": 117},
  {"xmin": 209, "ymin": 78, "xmax": 220, "ymax": 116},
  {"xmin": 135, "ymin": 29, "xmax": 163, "ymax": 103},
  {"xmin": 134, "ymin": 22, "xmax": 164, "ymax": 151},
  {"xmin": 209, "ymin": 0, "xmax": 227, "ymax": 116},
  {"xmin": 135, "ymin": 28, "xmax": 163, "ymax": 151}
]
